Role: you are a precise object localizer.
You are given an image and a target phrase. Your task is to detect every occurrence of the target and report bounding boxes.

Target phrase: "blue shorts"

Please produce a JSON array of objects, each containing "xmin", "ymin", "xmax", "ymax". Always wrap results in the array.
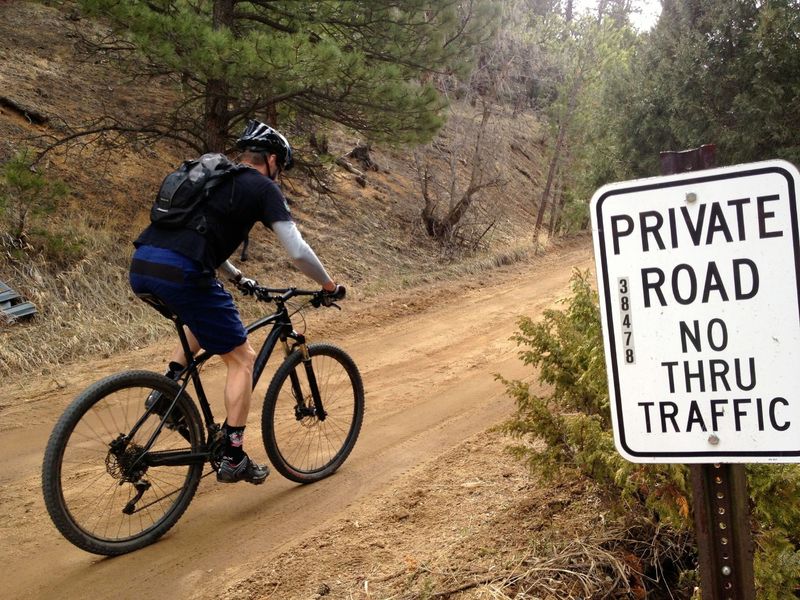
[{"xmin": 129, "ymin": 245, "xmax": 247, "ymax": 355}]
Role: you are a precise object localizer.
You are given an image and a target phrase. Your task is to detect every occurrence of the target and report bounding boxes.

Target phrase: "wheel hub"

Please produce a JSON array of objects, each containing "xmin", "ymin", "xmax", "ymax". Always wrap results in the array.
[{"xmin": 106, "ymin": 435, "xmax": 147, "ymax": 482}]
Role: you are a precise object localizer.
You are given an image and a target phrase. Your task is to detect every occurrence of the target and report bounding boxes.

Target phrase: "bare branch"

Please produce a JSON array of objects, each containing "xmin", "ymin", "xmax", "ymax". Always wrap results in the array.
[{"xmin": 32, "ymin": 119, "xmax": 201, "ymax": 165}]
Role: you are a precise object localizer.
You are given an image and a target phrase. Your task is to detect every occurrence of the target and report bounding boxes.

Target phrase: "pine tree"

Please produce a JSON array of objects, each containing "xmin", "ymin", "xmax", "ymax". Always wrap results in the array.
[
  {"xmin": 624, "ymin": 0, "xmax": 800, "ymax": 172},
  {"xmin": 78, "ymin": 0, "xmax": 499, "ymax": 152}
]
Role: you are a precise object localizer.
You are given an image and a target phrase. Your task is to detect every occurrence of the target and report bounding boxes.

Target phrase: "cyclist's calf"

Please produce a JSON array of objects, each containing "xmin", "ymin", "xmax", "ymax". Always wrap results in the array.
[{"xmin": 220, "ymin": 340, "xmax": 257, "ymax": 425}]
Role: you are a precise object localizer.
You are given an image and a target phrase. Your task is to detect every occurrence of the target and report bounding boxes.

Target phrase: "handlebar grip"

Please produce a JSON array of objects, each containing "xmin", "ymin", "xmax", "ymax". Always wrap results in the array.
[
  {"xmin": 313, "ymin": 285, "xmax": 346, "ymax": 308},
  {"xmin": 330, "ymin": 284, "xmax": 346, "ymax": 301},
  {"xmin": 236, "ymin": 279, "xmax": 258, "ymax": 296}
]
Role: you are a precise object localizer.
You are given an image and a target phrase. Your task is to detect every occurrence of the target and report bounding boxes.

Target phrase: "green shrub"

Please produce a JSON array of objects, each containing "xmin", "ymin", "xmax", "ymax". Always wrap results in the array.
[
  {"xmin": 28, "ymin": 226, "xmax": 87, "ymax": 267},
  {"xmin": 747, "ymin": 464, "xmax": 800, "ymax": 599},
  {"xmin": 1, "ymin": 151, "xmax": 67, "ymax": 233},
  {"xmin": 0, "ymin": 151, "xmax": 83, "ymax": 265},
  {"xmin": 502, "ymin": 268, "xmax": 800, "ymax": 596}
]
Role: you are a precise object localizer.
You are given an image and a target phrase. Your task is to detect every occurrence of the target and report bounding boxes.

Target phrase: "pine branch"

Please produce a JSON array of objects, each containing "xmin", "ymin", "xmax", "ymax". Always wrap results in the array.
[
  {"xmin": 32, "ymin": 120, "xmax": 201, "ymax": 164},
  {"xmin": 233, "ymin": 10, "xmax": 297, "ymax": 33}
]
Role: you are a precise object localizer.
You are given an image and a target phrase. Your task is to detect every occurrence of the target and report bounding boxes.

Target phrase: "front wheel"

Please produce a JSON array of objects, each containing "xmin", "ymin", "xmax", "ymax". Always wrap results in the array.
[
  {"xmin": 262, "ymin": 343, "xmax": 364, "ymax": 483},
  {"xmin": 42, "ymin": 370, "xmax": 204, "ymax": 555}
]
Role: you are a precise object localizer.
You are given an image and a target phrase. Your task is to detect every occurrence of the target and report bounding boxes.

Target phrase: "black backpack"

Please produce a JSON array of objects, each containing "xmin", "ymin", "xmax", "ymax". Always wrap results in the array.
[{"xmin": 150, "ymin": 153, "xmax": 248, "ymax": 233}]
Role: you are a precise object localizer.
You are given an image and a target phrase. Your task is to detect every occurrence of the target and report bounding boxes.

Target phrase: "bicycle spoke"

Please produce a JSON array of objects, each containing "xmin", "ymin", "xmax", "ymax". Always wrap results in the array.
[{"xmin": 129, "ymin": 485, "xmax": 185, "ymax": 515}]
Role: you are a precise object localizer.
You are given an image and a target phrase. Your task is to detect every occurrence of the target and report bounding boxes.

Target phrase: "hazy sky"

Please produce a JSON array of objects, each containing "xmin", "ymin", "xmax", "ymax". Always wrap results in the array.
[
  {"xmin": 628, "ymin": 0, "xmax": 662, "ymax": 31},
  {"xmin": 573, "ymin": 0, "xmax": 662, "ymax": 31}
]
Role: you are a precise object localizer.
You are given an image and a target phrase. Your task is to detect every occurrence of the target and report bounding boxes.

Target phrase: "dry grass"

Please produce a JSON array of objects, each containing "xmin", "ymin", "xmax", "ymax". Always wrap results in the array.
[
  {"xmin": 391, "ymin": 535, "xmax": 638, "ymax": 599},
  {"xmin": 0, "ymin": 224, "xmax": 557, "ymax": 382},
  {"xmin": 0, "ymin": 227, "xmax": 167, "ymax": 378},
  {"xmin": 386, "ymin": 525, "xmax": 694, "ymax": 599}
]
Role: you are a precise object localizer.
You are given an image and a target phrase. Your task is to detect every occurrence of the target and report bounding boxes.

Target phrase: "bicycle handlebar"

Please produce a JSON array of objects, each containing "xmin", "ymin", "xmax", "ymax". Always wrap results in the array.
[{"xmin": 237, "ymin": 282, "xmax": 346, "ymax": 308}]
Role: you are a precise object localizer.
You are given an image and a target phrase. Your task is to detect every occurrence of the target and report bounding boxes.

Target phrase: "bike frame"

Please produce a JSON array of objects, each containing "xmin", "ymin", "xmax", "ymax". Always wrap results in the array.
[{"xmin": 132, "ymin": 289, "xmax": 325, "ymax": 469}]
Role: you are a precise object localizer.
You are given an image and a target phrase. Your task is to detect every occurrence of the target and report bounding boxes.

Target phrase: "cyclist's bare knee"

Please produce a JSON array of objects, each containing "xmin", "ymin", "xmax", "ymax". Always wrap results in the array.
[{"xmin": 221, "ymin": 340, "xmax": 256, "ymax": 372}]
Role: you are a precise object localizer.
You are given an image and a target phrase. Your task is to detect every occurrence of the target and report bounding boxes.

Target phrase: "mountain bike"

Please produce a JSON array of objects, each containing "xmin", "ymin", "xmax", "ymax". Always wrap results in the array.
[{"xmin": 42, "ymin": 285, "xmax": 364, "ymax": 556}]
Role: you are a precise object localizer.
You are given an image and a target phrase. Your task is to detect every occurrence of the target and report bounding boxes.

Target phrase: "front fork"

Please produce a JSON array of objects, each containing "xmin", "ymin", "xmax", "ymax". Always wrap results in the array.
[{"xmin": 282, "ymin": 333, "xmax": 327, "ymax": 421}]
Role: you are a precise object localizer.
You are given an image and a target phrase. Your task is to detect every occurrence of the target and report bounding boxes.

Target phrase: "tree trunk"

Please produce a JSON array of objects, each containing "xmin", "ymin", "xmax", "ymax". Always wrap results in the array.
[
  {"xmin": 204, "ymin": 0, "xmax": 236, "ymax": 152},
  {"xmin": 205, "ymin": 78, "xmax": 230, "ymax": 152},
  {"xmin": 265, "ymin": 103, "xmax": 279, "ymax": 127},
  {"xmin": 548, "ymin": 168, "xmax": 562, "ymax": 236},
  {"xmin": 597, "ymin": 0, "xmax": 608, "ymax": 20},
  {"xmin": 533, "ymin": 119, "xmax": 566, "ymax": 246},
  {"xmin": 533, "ymin": 76, "xmax": 580, "ymax": 250},
  {"xmin": 416, "ymin": 153, "xmax": 440, "ymax": 237},
  {"xmin": 444, "ymin": 102, "xmax": 492, "ymax": 231},
  {"xmin": 552, "ymin": 170, "xmax": 571, "ymax": 236}
]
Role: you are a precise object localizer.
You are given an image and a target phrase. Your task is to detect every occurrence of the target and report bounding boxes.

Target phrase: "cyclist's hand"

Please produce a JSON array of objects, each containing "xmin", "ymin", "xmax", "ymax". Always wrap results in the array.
[
  {"xmin": 313, "ymin": 284, "xmax": 346, "ymax": 307},
  {"xmin": 322, "ymin": 284, "xmax": 346, "ymax": 306},
  {"xmin": 236, "ymin": 276, "xmax": 258, "ymax": 296}
]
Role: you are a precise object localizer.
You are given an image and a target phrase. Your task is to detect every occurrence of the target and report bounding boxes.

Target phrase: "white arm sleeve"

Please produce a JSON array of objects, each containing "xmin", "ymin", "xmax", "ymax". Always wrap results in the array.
[
  {"xmin": 272, "ymin": 220, "xmax": 333, "ymax": 286},
  {"xmin": 218, "ymin": 259, "xmax": 240, "ymax": 281}
]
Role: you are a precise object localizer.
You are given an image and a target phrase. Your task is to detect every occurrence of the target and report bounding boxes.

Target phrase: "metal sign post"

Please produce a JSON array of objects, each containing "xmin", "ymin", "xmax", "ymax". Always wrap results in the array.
[
  {"xmin": 590, "ymin": 148, "xmax": 800, "ymax": 598},
  {"xmin": 690, "ymin": 462, "xmax": 754, "ymax": 599},
  {"xmin": 662, "ymin": 147, "xmax": 754, "ymax": 600}
]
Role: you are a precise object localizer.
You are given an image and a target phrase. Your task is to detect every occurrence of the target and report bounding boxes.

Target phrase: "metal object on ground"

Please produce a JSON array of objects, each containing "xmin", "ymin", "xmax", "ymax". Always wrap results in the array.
[{"xmin": 0, "ymin": 279, "xmax": 37, "ymax": 322}]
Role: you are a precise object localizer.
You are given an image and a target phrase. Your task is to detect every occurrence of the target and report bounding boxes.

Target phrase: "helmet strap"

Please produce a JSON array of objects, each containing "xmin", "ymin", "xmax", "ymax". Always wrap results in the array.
[{"xmin": 265, "ymin": 154, "xmax": 280, "ymax": 180}]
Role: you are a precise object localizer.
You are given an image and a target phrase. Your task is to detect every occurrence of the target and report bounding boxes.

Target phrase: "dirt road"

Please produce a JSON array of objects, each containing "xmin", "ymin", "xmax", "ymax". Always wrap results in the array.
[{"xmin": 0, "ymin": 242, "xmax": 593, "ymax": 600}]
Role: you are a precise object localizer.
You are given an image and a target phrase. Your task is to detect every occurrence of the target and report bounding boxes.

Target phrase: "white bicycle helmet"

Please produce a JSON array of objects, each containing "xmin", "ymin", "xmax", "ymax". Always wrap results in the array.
[{"xmin": 236, "ymin": 119, "xmax": 294, "ymax": 171}]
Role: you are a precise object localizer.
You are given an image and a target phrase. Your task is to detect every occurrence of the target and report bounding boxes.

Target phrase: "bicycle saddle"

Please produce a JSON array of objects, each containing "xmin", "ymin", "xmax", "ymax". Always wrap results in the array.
[{"xmin": 136, "ymin": 293, "xmax": 178, "ymax": 321}]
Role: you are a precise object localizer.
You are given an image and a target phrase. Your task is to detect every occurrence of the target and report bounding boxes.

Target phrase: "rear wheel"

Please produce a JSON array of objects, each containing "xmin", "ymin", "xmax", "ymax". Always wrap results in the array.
[
  {"xmin": 262, "ymin": 343, "xmax": 364, "ymax": 483},
  {"xmin": 42, "ymin": 370, "xmax": 204, "ymax": 555}
]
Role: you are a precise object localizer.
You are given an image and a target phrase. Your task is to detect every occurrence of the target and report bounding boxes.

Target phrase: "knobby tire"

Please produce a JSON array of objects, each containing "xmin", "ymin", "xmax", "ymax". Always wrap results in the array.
[
  {"xmin": 262, "ymin": 343, "xmax": 364, "ymax": 483},
  {"xmin": 42, "ymin": 370, "xmax": 204, "ymax": 556}
]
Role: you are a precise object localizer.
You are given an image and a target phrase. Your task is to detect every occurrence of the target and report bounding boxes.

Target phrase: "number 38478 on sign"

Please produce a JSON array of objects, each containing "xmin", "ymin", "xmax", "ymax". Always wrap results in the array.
[{"xmin": 617, "ymin": 277, "xmax": 635, "ymax": 364}]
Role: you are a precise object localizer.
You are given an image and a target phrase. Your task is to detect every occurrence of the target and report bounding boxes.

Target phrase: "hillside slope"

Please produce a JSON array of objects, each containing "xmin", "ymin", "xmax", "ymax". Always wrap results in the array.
[{"xmin": 1, "ymin": 1, "xmax": 555, "ymax": 381}]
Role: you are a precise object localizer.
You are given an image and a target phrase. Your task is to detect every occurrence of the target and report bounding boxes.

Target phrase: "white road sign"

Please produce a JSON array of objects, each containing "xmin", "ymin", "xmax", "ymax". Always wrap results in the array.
[{"xmin": 591, "ymin": 160, "xmax": 800, "ymax": 463}]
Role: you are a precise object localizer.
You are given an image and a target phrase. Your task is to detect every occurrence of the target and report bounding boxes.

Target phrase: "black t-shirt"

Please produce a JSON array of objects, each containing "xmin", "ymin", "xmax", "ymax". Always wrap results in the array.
[{"xmin": 135, "ymin": 167, "xmax": 292, "ymax": 271}]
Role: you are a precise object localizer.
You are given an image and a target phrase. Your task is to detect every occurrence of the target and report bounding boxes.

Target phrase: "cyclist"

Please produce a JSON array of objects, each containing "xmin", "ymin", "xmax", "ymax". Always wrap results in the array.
[{"xmin": 129, "ymin": 119, "xmax": 341, "ymax": 485}]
